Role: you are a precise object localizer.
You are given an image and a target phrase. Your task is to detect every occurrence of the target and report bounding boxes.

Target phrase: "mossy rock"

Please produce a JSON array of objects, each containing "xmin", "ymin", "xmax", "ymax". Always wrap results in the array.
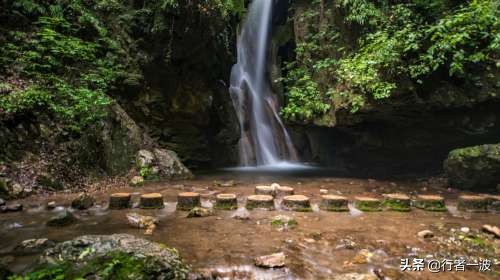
[
  {"xmin": 246, "ymin": 195, "xmax": 274, "ymax": 210},
  {"xmin": 413, "ymin": 195, "xmax": 447, "ymax": 212},
  {"xmin": 444, "ymin": 143, "xmax": 500, "ymax": 191},
  {"xmin": 457, "ymin": 195, "xmax": 489, "ymax": 212},
  {"xmin": 320, "ymin": 195, "xmax": 349, "ymax": 212},
  {"xmin": 22, "ymin": 234, "xmax": 190, "ymax": 279},
  {"xmin": 281, "ymin": 195, "xmax": 312, "ymax": 212},
  {"xmin": 214, "ymin": 193, "xmax": 238, "ymax": 210},
  {"xmin": 383, "ymin": 194, "xmax": 411, "ymax": 212},
  {"xmin": 354, "ymin": 197, "xmax": 382, "ymax": 212}
]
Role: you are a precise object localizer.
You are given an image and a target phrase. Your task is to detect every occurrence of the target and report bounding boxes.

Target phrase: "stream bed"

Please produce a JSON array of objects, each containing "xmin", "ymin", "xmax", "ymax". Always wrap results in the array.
[{"xmin": 1, "ymin": 171, "xmax": 498, "ymax": 279}]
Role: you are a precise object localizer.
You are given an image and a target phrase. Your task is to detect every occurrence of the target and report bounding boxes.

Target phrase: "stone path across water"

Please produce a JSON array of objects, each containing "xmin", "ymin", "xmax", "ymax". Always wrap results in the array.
[{"xmin": 103, "ymin": 189, "xmax": 499, "ymax": 214}]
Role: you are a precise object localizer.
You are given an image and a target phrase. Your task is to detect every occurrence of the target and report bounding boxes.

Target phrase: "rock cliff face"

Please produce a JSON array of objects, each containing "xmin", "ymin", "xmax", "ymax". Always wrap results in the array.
[{"xmin": 274, "ymin": 1, "xmax": 500, "ymax": 177}]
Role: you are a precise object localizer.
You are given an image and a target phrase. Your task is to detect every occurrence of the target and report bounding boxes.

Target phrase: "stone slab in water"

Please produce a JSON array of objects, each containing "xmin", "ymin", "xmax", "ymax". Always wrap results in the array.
[
  {"xmin": 177, "ymin": 192, "xmax": 201, "ymax": 211},
  {"xmin": 282, "ymin": 195, "xmax": 311, "ymax": 212},
  {"xmin": 140, "ymin": 193, "xmax": 164, "ymax": 209},
  {"xmin": 214, "ymin": 193, "xmax": 238, "ymax": 210},
  {"xmin": 320, "ymin": 195, "xmax": 348, "ymax": 212},
  {"xmin": 255, "ymin": 185, "xmax": 275, "ymax": 197},
  {"xmin": 354, "ymin": 197, "xmax": 382, "ymax": 212},
  {"xmin": 246, "ymin": 195, "xmax": 274, "ymax": 210},
  {"xmin": 413, "ymin": 195, "xmax": 447, "ymax": 212},
  {"xmin": 109, "ymin": 193, "xmax": 131, "ymax": 209},
  {"xmin": 276, "ymin": 186, "xmax": 294, "ymax": 197},
  {"xmin": 457, "ymin": 195, "xmax": 489, "ymax": 212},
  {"xmin": 383, "ymin": 193, "xmax": 411, "ymax": 212}
]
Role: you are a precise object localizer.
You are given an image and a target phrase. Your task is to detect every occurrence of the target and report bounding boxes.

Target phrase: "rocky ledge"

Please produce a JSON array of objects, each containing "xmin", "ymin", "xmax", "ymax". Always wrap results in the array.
[{"xmin": 17, "ymin": 234, "xmax": 190, "ymax": 279}]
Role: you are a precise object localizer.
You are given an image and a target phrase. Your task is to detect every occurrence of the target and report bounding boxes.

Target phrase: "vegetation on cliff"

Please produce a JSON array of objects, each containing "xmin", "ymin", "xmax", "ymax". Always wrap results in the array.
[
  {"xmin": 0, "ymin": 0, "xmax": 244, "ymax": 131},
  {"xmin": 282, "ymin": 0, "xmax": 499, "ymax": 121}
]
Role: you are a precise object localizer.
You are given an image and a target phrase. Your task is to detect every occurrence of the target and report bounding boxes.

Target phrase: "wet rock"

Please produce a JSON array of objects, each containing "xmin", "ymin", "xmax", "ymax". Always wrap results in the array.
[
  {"xmin": 46, "ymin": 210, "xmax": 77, "ymax": 227},
  {"xmin": 15, "ymin": 238, "xmax": 55, "ymax": 254},
  {"xmin": 39, "ymin": 234, "xmax": 189, "ymax": 278},
  {"xmin": 129, "ymin": 175, "xmax": 144, "ymax": 186},
  {"xmin": 187, "ymin": 207, "xmax": 214, "ymax": 218},
  {"xmin": 126, "ymin": 212, "xmax": 159, "ymax": 235},
  {"xmin": 417, "ymin": 230, "xmax": 434, "ymax": 239},
  {"xmin": 0, "ymin": 198, "xmax": 4, "ymax": 206},
  {"xmin": 254, "ymin": 252, "xmax": 285, "ymax": 268},
  {"xmin": 153, "ymin": 148, "xmax": 193, "ymax": 179},
  {"xmin": 71, "ymin": 193, "xmax": 95, "ymax": 210},
  {"xmin": 444, "ymin": 143, "xmax": 500, "ymax": 191},
  {"xmin": 46, "ymin": 201, "xmax": 56, "ymax": 210},
  {"xmin": 136, "ymin": 149, "xmax": 155, "ymax": 169},
  {"xmin": 482, "ymin": 224, "xmax": 500, "ymax": 238},
  {"xmin": 271, "ymin": 215, "xmax": 297, "ymax": 229},
  {"xmin": 1, "ymin": 203, "xmax": 23, "ymax": 212}
]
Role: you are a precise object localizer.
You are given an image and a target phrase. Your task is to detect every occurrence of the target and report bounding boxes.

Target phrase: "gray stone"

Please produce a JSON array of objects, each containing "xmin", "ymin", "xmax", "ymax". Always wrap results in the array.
[
  {"xmin": 40, "ymin": 234, "xmax": 190, "ymax": 279},
  {"xmin": 444, "ymin": 144, "xmax": 500, "ymax": 191},
  {"xmin": 71, "ymin": 193, "xmax": 95, "ymax": 210},
  {"xmin": 46, "ymin": 210, "xmax": 76, "ymax": 227},
  {"xmin": 0, "ymin": 198, "xmax": 5, "ymax": 206}
]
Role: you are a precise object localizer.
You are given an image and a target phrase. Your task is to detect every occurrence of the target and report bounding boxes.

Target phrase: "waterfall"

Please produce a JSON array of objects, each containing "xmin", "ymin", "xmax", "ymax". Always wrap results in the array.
[{"xmin": 229, "ymin": 0, "xmax": 298, "ymax": 166}]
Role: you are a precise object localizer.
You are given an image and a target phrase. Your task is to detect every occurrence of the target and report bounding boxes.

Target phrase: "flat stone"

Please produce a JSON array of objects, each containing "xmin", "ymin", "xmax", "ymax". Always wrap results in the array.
[
  {"xmin": 177, "ymin": 192, "xmax": 201, "ymax": 211},
  {"xmin": 413, "ymin": 195, "xmax": 447, "ymax": 211},
  {"xmin": 457, "ymin": 195, "xmax": 489, "ymax": 212},
  {"xmin": 282, "ymin": 195, "xmax": 311, "ymax": 212},
  {"xmin": 126, "ymin": 212, "xmax": 159, "ymax": 235},
  {"xmin": 255, "ymin": 185, "xmax": 275, "ymax": 196},
  {"xmin": 246, "ymin": 195, "xmax": 274, "ymax": 210},
  {"xmin": 276, "ymin": 186, "xmax": 294, "ymax": 197},
  {"xmin": 320, "ymin": 195, "xmax": 348, "ymax": 212},
  {"xmin": 254, "ymin": 252, "xmax": 285, "ymax": 268},
  {"xmin": 383, "ymin": 193, "xmax": 411, "ymax": 212},
  {"xmin": 214, "ymin": 193, "xmax": 238, "ymax": 210},
  {"xmin": 354, "ymin": 196, "xmax": 382, "ymax": 212}
]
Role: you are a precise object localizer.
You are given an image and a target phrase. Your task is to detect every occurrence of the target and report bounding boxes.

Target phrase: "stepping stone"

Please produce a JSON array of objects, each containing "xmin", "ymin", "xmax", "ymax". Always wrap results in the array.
[
  {"xmin": 457, "ymin": 195, "xmax": 489, "ymax": 212},
  {"xmin": 214, "ymin": 193, "xmax": 238, "ymax": 210},
  {"xmin": 413, "ymin": 195, "xmax": 447, "ymax": 212},
  {"xmin": 383, "ymin": 193, "xmax": 411, "ymax": 212},
  {"xmin": 354, "ymin": 196, "xmax": 382, "ymax": 212},
  {"xmin": 255, "ymin": 185, "xmax": 275, "ymax": 196},
  {"xmin": 246, "ymin": 195, "xmax": 274, "ymax": 210},
  {"xmin": 480, "ymin": 194, "xmax": 500, "ymax": 212},
  {"xmin": 320, "ymin": 195, "xmax": 348, "ymax": 212},
  {"xmin": 282, "ymin": 195, "xmax": 312, "ymax": 212},
  {"xmin": 176, "ymin": 192, "xmax": 201, "ymax": 211},
  {"xmin": 140, "ymin": 193, "xmax": 164, "ymax": 209},
  {"xmin": 276, "ymin": 186, "xmax": 294, "ymax": 198},
  {"xmin": 109, "ymin": 193, "xmax": 131, "ymax": 210}
]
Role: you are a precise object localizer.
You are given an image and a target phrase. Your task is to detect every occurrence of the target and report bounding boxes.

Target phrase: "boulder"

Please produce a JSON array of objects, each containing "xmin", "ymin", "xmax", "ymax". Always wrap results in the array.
[
  {"xmin": 71, "ymin": 193, "xmax": 95, "ymax": 210},
  {"xmin": 187, "ymin": 207, "xmax": 214, "ymax": 218},
  {"xmin": 38, "ymin": 234, "xmax": 189, "ymax": 279},
  {"xmin": 444, "ymin": 144, "xmax": 500, "ymax": 190},
  {"xmin": 46, "ymin": 210, "xmax": 77, "ymax": 227},
  {"xmin": 15, "ymin": 238, "xmax": 55, "ymax": 254},
  {"xmin": 136, "ymin": 149, "xmax": 192, "ymax": 180}
]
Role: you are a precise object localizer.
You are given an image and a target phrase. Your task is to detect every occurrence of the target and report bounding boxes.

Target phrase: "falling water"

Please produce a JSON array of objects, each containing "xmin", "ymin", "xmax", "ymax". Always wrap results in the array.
[{"xmin": 229, "ymin": 0, "xmax": 298, "ymax": 166}]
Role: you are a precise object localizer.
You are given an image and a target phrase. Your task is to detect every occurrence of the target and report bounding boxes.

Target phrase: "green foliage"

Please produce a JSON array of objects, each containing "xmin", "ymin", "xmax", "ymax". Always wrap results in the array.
[{"xmin": 283, "ymin": 0, "xmax": 500, "ymax": 120}]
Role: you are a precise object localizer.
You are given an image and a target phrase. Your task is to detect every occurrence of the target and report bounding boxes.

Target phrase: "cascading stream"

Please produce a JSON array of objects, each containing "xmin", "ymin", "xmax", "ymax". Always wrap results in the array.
[{"xmin": 229, "ymin": 0, "xmax": 297, "ymax": 166}]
